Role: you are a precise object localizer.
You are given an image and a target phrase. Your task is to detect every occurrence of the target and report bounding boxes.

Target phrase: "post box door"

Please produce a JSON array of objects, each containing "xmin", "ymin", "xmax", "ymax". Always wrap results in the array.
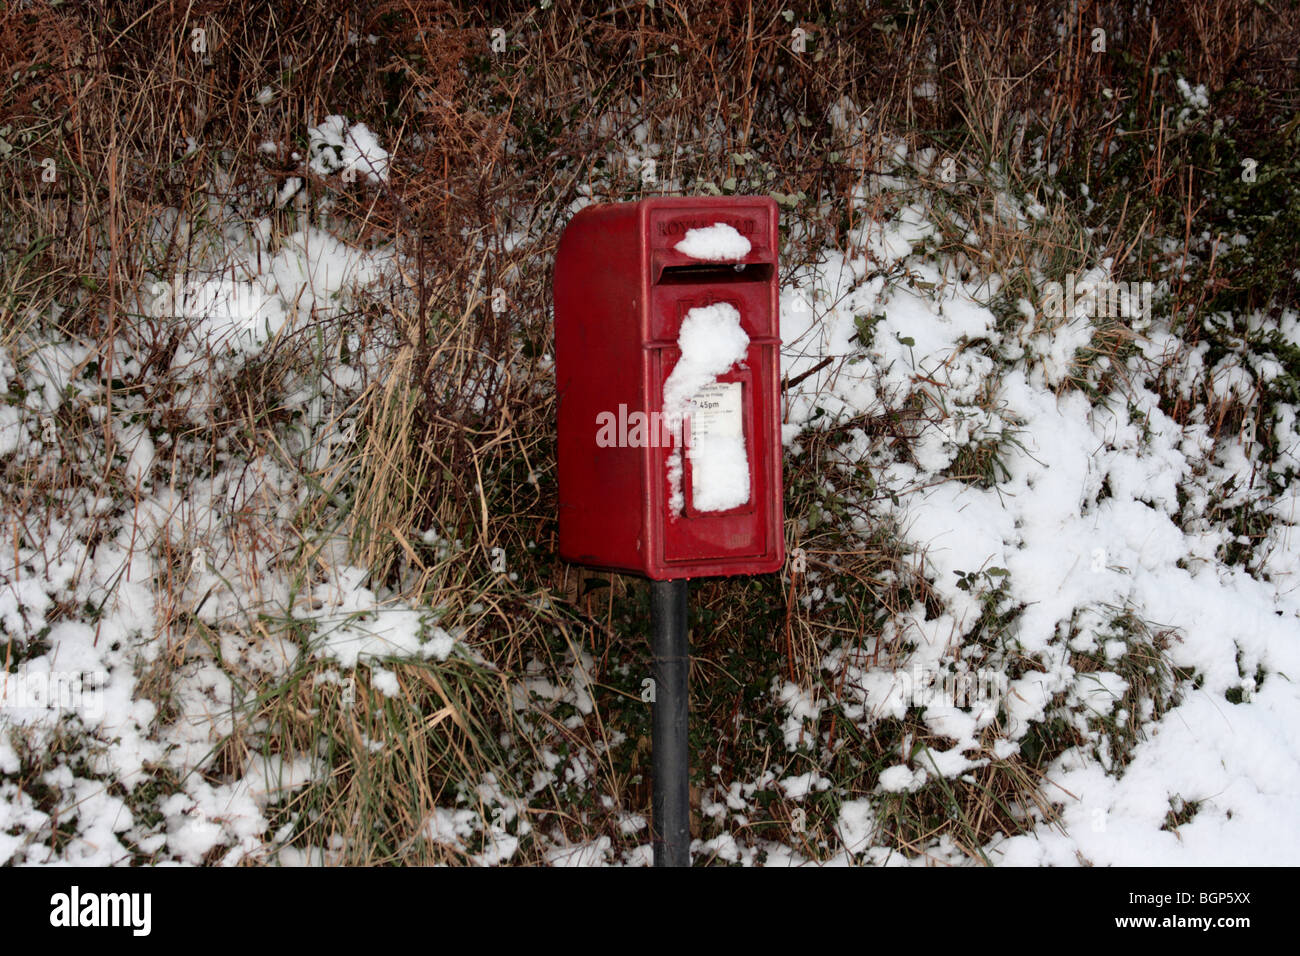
[{"xmin": 648, "ymin": 283, "xmax": 781, "ymax": 570}]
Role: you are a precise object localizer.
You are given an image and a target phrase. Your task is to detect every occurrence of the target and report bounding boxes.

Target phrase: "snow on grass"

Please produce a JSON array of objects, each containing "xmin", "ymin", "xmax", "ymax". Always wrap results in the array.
[
  {"xmin": 307, "ymin": 115, "xmax": 391, "ymax": 183},
  {"xmin": 297, "ymin": 564, "xmax": 459, "ymax": 669},
  {"xmin": 776, "ymin": 142, "xmax": 1300, "ymax": 864},
  {"xmin": 0, "ymin": 114, "xmax": 453, "ymax": 866}
]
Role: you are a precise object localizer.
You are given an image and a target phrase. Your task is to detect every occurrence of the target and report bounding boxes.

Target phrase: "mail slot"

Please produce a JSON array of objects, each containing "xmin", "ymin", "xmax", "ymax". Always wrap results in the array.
[{"xmin": 553, "ymin": 196, "xmax": 785, "ymax": 580}]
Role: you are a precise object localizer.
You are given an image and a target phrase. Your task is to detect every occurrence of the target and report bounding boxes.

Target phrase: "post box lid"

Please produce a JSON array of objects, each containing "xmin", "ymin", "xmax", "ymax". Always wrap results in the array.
[{"xmin": 641, "ymin": 196, "xmax": 778, "ymax": 283}]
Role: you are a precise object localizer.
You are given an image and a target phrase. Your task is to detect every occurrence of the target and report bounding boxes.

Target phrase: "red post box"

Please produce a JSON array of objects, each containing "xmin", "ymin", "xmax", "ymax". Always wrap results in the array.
[{"xmin": 553, "ymin": 196, "xmax": 784, "ymax": 580}]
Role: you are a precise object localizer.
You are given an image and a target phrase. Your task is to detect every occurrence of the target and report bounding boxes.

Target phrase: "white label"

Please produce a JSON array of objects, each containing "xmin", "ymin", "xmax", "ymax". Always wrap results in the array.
[
  {"xmin": 690, "ymin": 381, "xmax": 743, "ymax": 441},
  {"xmin": 688, "ymin": 380, "xmax": 750, "ymax": 512}
]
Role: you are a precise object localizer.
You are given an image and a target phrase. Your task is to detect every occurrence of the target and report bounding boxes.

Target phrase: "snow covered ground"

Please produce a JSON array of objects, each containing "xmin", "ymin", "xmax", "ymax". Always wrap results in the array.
[
  {"xmin": 2, "ymin": 113, "xmax": 1297, "ymax": 866},
  {"xmin": 775, "ymin": 151, "xmax": 1300, "ymax": 864}
]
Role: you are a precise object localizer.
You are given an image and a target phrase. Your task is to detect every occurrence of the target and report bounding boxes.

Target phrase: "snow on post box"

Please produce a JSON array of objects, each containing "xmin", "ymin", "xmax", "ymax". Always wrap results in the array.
[{"xmin": 553, "ymin": 196, "xmax": 785, "ymax": 580}]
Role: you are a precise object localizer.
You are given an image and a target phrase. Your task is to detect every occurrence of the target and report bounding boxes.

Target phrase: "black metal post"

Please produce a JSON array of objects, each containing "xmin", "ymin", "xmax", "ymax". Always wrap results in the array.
[{"xmin": 650, "ymin": 578, "xmax": 690, "ymax": 867}]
